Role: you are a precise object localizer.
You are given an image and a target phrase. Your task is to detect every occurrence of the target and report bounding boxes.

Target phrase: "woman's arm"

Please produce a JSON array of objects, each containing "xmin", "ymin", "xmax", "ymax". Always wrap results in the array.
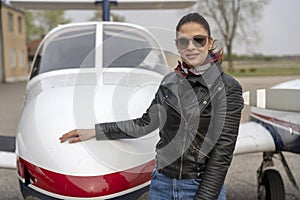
[
  {"xmin": 59, "ymin": 91, "xmax": 161, "ymax": 143},
  {"xmin": 194, "ymin": 79, "xmax": 244, "ymax": 200},
  {"xmin": 95, "ymin": 96, "xmax": 161, "ymax": 140}
]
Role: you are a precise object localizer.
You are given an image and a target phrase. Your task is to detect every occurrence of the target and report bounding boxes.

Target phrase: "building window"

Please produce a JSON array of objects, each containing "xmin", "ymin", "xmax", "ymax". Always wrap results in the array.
[
  {"xmin": 18, "ymin": 16, "xmax": 22, "ymax": 34},
  {"xmin": 8, "ymin": 12, "xmax": 14, "ymax": 32},
  {"xmin": 10, "ymin": 49, "xmax": 16, "ymax": 68},
  {"xmin": 19, "ymin": 50, "xmax": 24, "ymax": 68}
]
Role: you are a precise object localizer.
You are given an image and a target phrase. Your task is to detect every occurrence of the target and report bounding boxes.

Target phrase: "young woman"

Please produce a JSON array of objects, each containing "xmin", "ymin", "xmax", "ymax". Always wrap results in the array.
[{"xmin": 60, "ymin": 12, "xmax": 244, "ymax": 200}]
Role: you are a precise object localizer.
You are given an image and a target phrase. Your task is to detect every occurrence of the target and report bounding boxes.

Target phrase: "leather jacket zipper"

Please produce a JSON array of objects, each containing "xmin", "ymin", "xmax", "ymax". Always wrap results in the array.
[
  {"xmin": 164, "ymin": 100, "xmax": 187, "ymax": 179},
  {"xmin": 179, "ymin": 132, "xmax": 187, "ymax": 179},
  {"xmin": 165, "ymin": 100, "xmax": 187, "ymax": 122}
]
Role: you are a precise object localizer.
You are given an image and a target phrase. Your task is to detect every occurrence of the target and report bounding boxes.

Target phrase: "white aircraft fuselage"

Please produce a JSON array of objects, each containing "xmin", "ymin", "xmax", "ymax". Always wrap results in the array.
[{"xmin": 16, "ymin": 22, "xmax": 167, "ymax": 199}]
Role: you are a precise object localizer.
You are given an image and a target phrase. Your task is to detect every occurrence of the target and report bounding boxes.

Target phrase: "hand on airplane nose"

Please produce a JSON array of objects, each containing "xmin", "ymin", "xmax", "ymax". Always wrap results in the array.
[{"xmin": 59, "ymin": 129, "xmax": 96, "ymax": 143}]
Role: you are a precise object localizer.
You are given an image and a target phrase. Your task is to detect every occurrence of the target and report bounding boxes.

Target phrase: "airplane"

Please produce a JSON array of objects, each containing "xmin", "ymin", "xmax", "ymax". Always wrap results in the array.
[
  {"xmin": 234, "ymin": 82, "xmax": 300, "ymax": 199},
  {"xmin": 0, "ymin": 0, "xmax": 299, "ymax": 199}
]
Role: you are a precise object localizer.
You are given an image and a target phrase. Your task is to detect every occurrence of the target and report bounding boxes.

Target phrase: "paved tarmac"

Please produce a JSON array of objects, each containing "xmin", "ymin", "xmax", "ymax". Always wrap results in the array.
[{"xmin": 0, "ymin": 75, "xmax": 300, "ymax": 199}]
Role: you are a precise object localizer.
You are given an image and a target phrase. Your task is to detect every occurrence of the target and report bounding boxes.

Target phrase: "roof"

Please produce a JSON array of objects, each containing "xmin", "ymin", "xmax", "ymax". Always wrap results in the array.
[
  {"xmin": 1, "ymin": 1, "xmax": 25, "ymax": 14},
  {"xmin": 27, "ymin": 37, "xmax": 43, "ymax": 57}
]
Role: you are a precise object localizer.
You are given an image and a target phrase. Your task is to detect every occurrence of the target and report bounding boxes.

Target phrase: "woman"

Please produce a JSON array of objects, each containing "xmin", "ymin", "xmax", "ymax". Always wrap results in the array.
[{"xmin": 60, "ymin": 12, "xmax": 244, "ymax": 200}]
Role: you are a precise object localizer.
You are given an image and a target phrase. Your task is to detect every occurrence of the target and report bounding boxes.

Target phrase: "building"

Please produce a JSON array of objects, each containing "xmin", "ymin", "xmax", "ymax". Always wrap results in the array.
[{"xmin": 0, "ymin": 2, "xmax": 28, "ymax": 82}]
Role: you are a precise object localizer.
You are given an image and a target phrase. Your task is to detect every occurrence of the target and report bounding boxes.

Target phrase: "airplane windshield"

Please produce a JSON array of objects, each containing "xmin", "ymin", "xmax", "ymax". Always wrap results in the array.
[
  {"xmin": 29, "ymin": 24, "xmax": 168, "ymax": 80},
  {"xmin": 30, "ymin": 25, "xmax": 96, "ymax": 79},
  {"xmin": 103, "ymin": 24, "xmax": 168, "ymax": 75}
]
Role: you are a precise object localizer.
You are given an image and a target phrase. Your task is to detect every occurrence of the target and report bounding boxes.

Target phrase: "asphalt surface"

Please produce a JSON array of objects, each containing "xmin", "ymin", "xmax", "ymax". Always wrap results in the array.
[{"xmin": 0, "ymin": 75, "xmax": 300, "ymax": 200}]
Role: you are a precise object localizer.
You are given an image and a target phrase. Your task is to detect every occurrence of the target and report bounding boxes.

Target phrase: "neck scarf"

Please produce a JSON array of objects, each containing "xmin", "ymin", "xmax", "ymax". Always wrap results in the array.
[{"xmin": 175, "ymin": 50, "xmax": 223, "ymax": 77}]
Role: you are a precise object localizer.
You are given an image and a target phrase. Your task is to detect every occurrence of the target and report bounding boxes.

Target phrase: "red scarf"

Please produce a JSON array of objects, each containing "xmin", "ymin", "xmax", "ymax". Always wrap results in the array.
[{"xmin": 175, "ymin": 50, "xmax": 223, "ymax": 77}]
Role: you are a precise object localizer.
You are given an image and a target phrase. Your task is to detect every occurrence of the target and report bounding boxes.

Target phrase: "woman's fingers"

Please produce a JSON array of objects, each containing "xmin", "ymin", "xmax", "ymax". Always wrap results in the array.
[
  {"xmin": 59, "ymin": 129, "xmax": 78, "ymax": 143},
  {"xmin": 69, "ymin": 137, "xmax": 81, "ymax": 143},
  {"xmin": 59, "ymin": 129, "xmax": 95, "ymax": 143}
]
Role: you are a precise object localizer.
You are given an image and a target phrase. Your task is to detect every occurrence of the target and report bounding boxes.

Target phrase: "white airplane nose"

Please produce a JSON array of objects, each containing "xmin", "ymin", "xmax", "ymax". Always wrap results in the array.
[{"xmin": 17, "ymin": 68, "xmax": 162, "ymax": 176}]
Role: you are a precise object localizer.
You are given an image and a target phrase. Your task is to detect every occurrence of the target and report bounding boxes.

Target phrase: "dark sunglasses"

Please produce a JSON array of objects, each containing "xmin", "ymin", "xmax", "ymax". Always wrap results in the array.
[{"xmin": 176, "ymin": 35, "xmax": 210, "ymax": 49}]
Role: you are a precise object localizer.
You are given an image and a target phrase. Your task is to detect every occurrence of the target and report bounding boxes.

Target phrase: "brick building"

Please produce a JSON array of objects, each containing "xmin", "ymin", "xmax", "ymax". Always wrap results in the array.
[{"xmin": 0, "ymin": 2, "xmax": 28, "ymax": 82}]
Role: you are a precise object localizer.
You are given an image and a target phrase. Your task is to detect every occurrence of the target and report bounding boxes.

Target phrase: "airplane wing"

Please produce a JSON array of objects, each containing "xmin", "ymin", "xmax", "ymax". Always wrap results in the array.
[
  {"xmin": 235, "ymin": 82, "xmax": 300, "ymax": 155},
  {"xmin": 8, "ymin": 0, "xmax": 196, "ymax": 10},
  {"xmin": 234, "ymin": 121, "xmax": 276, "ymax": 155},
  {"xmin": 0, "ymin": 136, "xmax": 16, "ymax": 169}
]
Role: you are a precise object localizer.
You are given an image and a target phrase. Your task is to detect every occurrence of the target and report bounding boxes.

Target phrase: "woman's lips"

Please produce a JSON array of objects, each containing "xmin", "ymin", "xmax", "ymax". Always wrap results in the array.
[{"xmin": 185, "ymin": 53, "xmax": 199, "ymax": 59}]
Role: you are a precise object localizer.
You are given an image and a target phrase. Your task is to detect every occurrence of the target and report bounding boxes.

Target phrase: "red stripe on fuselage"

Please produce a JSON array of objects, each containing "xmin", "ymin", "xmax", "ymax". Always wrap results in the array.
[
  {"xmin": 18, "ymin": 157, "xmax": 154, "ymax": 198},
  {"xmin": 251, "ymin": 112, "xmax": 300, "ymax": 133}
]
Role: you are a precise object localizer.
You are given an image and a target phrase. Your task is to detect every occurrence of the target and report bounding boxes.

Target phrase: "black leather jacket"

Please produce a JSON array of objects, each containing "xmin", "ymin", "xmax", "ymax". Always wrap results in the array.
[{"xmin": 95, "ymin": 62, "xmax": 244, "ymax": 200}]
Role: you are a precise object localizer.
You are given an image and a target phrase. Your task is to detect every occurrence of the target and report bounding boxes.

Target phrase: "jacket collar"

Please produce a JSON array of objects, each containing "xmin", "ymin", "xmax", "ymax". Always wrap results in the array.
[{"xmin": 184, "ymin": 61, "xmax": 224, "ymax": 90}]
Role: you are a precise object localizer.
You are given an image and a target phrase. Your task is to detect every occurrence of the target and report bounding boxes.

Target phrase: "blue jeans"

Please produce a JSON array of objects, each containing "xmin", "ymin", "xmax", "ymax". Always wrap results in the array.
[{"xmin": 148, "ymin": 169, "xmax": 226, "ymax": 200}]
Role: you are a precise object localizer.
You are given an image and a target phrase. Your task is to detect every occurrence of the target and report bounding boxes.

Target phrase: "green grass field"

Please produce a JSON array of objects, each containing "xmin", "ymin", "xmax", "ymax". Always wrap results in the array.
[{"xmin": 222, "ymin": 58, "xmax": 300, "ymax": 77}]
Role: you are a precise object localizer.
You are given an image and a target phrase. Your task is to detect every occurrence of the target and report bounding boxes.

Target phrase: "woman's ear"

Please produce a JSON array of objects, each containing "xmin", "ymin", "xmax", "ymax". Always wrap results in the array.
[
  {"xmin": 208, "ymin": 37, "xmax": 214, "ymax": 51},
  {"xmin": 175, "ymin": 40, "xmax": 179, "ymax": 50},
  {"xmin": 175, "ymin": 40, "xmax": 181, "ymax": 54}
]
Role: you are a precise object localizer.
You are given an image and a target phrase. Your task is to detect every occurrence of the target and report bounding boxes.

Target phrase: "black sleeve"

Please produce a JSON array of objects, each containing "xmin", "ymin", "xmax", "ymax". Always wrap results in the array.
[
  {"xmin": 95, "ymin": 90, "xmax": 161, "ymax": 140},
  {"xmin": 194, "ymin": 80, "xmax": 244, "ymax": 200}
]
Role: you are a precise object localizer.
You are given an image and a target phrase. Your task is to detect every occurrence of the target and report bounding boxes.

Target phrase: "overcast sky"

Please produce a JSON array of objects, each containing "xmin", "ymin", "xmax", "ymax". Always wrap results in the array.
[{"xmin": 66, "ymin": 0, "xmax": 300, "ymax": 56}]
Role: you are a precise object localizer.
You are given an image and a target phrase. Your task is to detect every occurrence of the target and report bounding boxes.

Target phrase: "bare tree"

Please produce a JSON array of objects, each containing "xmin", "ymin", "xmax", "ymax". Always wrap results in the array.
[{"xmin": 197, "ymin": 0, "xmax": 269, "ymax": 72}]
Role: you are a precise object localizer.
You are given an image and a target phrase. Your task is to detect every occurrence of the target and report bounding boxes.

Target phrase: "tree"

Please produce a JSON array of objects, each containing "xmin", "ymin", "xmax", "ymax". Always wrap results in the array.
[
  {"xmin": 24, "ymin": 10, "xmax": 40, "ymax": 42},
  {"xmin": 25, "ymin": 10, "xmax": 71, "ymax": 42},
  {"xmin": 89, "ymin": 10, "xmax": 125, "ymax": 22},
  {"xmin": 197, "ymin": 0, "xmax": 269, "ymax": 72}
]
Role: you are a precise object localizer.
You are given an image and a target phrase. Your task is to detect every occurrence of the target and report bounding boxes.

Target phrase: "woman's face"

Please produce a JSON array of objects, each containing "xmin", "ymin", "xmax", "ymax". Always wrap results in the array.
[{"xmin": 176, "ymin": 22, "xmax": 213, "ymax": 67}]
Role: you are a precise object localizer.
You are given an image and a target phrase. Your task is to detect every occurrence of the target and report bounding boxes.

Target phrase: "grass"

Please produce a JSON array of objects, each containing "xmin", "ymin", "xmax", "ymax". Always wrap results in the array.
[
  {"xmin": 225, "ymin": 67, "xmax": 300, "ymax": 77},
  {"xmin": 222, "ymin": 58, "xmax": 300, "ymax": 77}
]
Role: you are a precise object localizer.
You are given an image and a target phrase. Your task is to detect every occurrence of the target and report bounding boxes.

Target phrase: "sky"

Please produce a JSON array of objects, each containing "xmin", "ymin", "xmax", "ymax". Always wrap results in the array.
[{"xmin": 65, "ymin": 0, "xmax": 300, "ymax": 56}]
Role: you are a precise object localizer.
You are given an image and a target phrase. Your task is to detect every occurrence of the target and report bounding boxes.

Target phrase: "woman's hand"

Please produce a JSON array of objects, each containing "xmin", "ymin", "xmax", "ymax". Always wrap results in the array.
[{"xmin": 59, "ymin": 129, "xmax": 96, "ymax": 143}]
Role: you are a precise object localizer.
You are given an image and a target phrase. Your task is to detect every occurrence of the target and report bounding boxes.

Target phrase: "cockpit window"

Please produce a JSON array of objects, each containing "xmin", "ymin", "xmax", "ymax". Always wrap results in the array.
[
  {"xmin": 30, "ymin": 25, "xmax": 96, "ymax": 79},
  {"xmin": 29, "ymin": 23, "xmax": 168, "ymax": 80},
  {"xmin": 103, "ymin": 24, "xmax": 168, "ymax": 75}
]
